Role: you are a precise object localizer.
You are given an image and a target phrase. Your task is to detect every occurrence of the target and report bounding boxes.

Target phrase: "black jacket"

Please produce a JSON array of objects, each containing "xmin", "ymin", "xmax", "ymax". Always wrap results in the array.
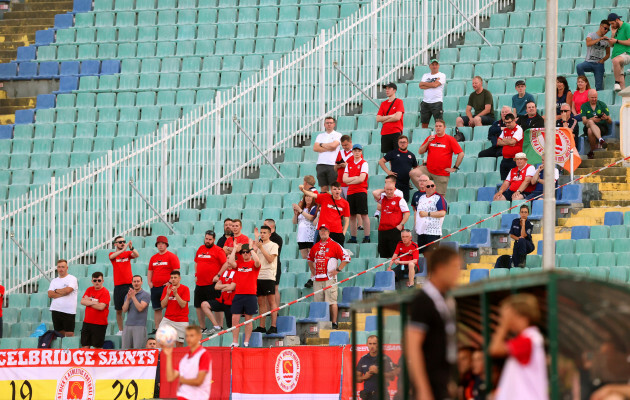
[{"xmin": 517, "ymin": 114, "xmax": 545, "ymax": 130}]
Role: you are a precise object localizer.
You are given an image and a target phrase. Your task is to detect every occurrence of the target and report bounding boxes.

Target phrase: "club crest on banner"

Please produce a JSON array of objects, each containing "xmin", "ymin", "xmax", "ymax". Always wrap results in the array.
[
  {"xmin": 56, "ymin": 367, "xmax": 95, "ymax": 400},
  {"xmin": 275, "ymin": 349, "xmax": 301, "ymax": 392},
  {"xmin": 528, "ymin": 128, "xmax": 572, "ymax": 164}
]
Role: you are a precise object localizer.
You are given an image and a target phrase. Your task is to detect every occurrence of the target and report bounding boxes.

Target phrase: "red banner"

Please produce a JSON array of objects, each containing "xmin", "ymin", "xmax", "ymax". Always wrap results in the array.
[
  {"xmin": 340, "ymin": 344, "xmax": 403, "ymax": 400},
  {"xmin": 232, "ymin": 346, "xmax": 343, "ymax": 399},
  {"xmin": 159, "ymin": 347, "xmax": 231, "ymax": 400}
]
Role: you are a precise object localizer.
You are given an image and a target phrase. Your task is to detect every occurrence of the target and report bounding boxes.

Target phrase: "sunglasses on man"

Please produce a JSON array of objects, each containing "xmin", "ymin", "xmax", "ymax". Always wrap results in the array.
[
  {"xmin": 426, "ymin": 184, "xmax": 436, "ymax": 188},
  {"xmin": 92, "ymin": 279, "xmax": 102, "ymax": 283}
]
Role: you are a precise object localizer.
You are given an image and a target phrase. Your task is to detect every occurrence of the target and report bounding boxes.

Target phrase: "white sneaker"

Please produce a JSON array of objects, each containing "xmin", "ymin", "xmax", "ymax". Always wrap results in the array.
[
  {"xmin": 243, "ymin": 342, "xmax": 249, "ymax": 348},
  {"xmin": 115, "ymin": 330, "xmax": 123, "ymax": 336},
  {"xmin": 614, "ymin": 83, "xmax": 622, "ymax": 92},
  {"xmin": 230, "ymin": 342, "xmax": 239, "ymax": 347}
]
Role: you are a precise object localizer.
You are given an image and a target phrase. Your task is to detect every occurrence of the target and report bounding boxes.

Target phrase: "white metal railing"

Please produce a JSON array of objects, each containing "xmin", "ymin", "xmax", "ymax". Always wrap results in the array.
[{"xmin": 0, "ymin": 0, "xmax": 510, "ymax": 294}]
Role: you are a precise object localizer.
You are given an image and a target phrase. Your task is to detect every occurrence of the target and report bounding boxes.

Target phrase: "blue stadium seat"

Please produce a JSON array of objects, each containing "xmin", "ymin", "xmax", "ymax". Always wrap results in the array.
[
  {"xmin": 0, "ymin": 63, "xmax": 17, "ymax": 79},
  {"xmin": 530, "ymin": 199, "xmax": 543, "ymax": 220},
  {"xmin": 0, "ymin": 125, "xmax": 13, "ymax": 139},
  {"xmin": 556, "ymin": 184, "xmax": 582, "ymax": 205},
  {"xmin": 571, "ymin": 226, "xmax": 591, "ymax": 240},
  {"xmin": 14, "ymin": 109, "xmax": 35, "ymax": 124},
  {"xmin": 460, "ymin": 228, "xmax": 491, "ymax": 249},
  {"xmin": 338, "ymin": 286, "xmax": 363, "ymax": 308},
  {"xmin": 39, "ymin": 62, "xmax": 59, "ymax": 78},
  {"xmin": 265, "ymin": 316, "xmax": 296, "ymax": 338},
  {"xmin": 298, "ymin": 302, "xmax": 330, "ymax": 323},
  {"xmin": 364, "ymin": 315, "xmax": 377, "ymax": 332},
  {"xmin": 470, "ymin": 269, "xmax": 489, "ymax": 282},
  {"xmin": 492, "ymin": 213, "xmax": 518, "ymax": 234},
  {"xmin": 16, "ymin": 46, "xmax": 36, "ymax": 62},
  {"xmin": 17, "ymin": 62, "xmax": 38, "ymax": 79},
  {"xmin": 363, "ymin": 271, "xmax": 395, "ymax": 293},
  {"xmin": 329, "ymin": 331, "xmax": 350, "ymax": 346},
  {"xmin": 73, "ymin": 0, "xmax": 92, "ymax": 12},
  {"xmin": 54, "ymin": 76, "xmax": 79, "ymax": 93},
  {"xmin": 36, "ymin": 94, "xmax": 56, "ymax": 109},
  {"xmin": 240, "ymin": 332, "xmax": 262, "ymax": 347},
  {"xmin": 101, "ymin": 59, "xmax": 121, "ymax": 74},
  {"xmin": 60, "ymin": 61, "xmax": 80, "ymax": 76},
  {"xmin": 81, "ymin": 60, "xmax": 101, "ymax": 75},
  {"xmin": 604, "ymin": 211, "xmax": 623, "ymax": 226},
  {"xmin": 477, "ymin": 187, "xmax": 496, "ymax": 202},
  {"xmin": 35, "ymin": 30, "xmax": 55, "ymax": 46},
  {"xmin": 55, "ymin": 14, "xmax": 74, "ymax": 29}
]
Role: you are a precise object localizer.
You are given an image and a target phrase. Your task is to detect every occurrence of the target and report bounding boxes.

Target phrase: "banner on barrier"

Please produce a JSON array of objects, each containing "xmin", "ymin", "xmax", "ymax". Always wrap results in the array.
[
  {"xmin": 340, "ymin": 344, "xmax": 403, "ymax": 400},
  {"xmin": 0, "ymin": 349, "xmax": 158, "ymax": 400},
  {"xmin": 232, "ymin": 346, "xmax": 343, "ymax": 400},
  {"xmin": 159, "ymin": 346, "xmax": 231, "ymax": 400}
]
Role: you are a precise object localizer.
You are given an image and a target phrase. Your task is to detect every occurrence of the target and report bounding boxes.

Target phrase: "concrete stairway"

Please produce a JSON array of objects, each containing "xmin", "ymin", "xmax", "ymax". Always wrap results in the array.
[{"xmin": 0, "ymin": 90, "xmax": 35, "ymax": 124}]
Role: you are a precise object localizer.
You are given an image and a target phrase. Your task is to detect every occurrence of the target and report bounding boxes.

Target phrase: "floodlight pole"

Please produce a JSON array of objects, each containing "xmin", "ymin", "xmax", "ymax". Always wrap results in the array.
[{"xmin": 543, "ymin": 2, "xmax": 558, "ymax": 271}]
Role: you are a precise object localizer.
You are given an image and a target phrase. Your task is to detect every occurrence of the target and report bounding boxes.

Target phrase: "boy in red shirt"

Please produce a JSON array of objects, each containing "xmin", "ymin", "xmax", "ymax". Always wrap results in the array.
[
  {"xmin": 376, "ymin": 82, "xmax": 405, "ymax": 153},
  {"xmin": 148, "ymin": 236, "xmax": 180, "ymax": 332},
  {"xmin": 228, "ymin": 243, "xmax": 261, "ymax": 347},
  {"xmin": 80, "ymin": 272, "xmax": 110, "ymax": 348},
  {"xmin": 388, "ymin": 229, "xmax": 420, "ymax": 288},
  {"xmin": 343, "ymin": 144, "xmax": 371, "ymax": 244},
  {"xmin": 160, "ymin": 270, "xmax": 191, "ymax": 347},
  {"xmin": 335, "ymin": 135, "xmax": 353, "ymax": 199},
  {"xmin": 194, "ymin": 230, "xmax": 228, "ymax": 335},
  {"xmin": 109, "ymin": 235, "xmax": 139, "ymax": 336}
]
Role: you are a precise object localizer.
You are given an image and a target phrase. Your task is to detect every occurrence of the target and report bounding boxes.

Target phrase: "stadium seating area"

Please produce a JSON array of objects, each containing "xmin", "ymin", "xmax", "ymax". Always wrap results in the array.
[{"xmin": 1, "ymin": 0, "xmax": 630, "ymax": 349}]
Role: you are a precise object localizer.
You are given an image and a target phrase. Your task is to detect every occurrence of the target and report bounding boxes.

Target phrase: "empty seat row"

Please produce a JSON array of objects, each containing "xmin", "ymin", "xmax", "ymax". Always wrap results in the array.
[
  {"xmin": 0, "ymin": 60, "xmax": 120, "ymax": 81},
  {"xmin": 43, "ymin": 90, "xmax": 209, "ymax": 110},
  {"xmin": 11, "ymin": 120, "xmax": 164, "ymax": 139}
]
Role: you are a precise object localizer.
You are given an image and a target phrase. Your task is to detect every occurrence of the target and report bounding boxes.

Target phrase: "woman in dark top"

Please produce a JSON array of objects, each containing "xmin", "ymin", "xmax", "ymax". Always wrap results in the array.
[{"xmin": 556, "ymin": 76, "xmax": 573, "ymax": 120}]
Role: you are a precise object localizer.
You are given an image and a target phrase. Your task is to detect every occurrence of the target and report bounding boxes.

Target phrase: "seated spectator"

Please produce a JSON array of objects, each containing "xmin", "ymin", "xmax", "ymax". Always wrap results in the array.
[
  {"xmin": 498, "ymin": 114, "xmax": 524, "ymax": 181},
  {"xmin": 576, "ymin": 20, "xmax": 611, "ymax": 91},
  {"xmin": 479, "ymin": 106, "xmax": 511, "ymax": 159},
  {"xmin": 527, "ymin": 164, "xmax": 559, "ymax": 200},
  {"xmin": 376, "ymin": 181, "xmax": 410, "ymax": 258},
  {"xmin": 379, "ymin": 135, "xmax": 418, "ymax": 201},
  {"xmin": 582, "ymin": 89, "xmax": 612, "ymax": 158},
  {"xmin": 230, "ymin": 243, "xmax": 261, "ymax": 347},
  {"xmin": 509, "ymin": 205, "xmax": 535, "ymax": 268},
  {"xmin": 516, "ymin": 101, "xmax": 545, "ymax": 130},
  {"xmin": 493, "ymin": 153, "xmax": 536, "ymax": 201},
  {"xmin": 80, "ymin": 272, "xmax": 110, "ymax": 349},
  {"xmin": 292, "ymin": 194, "xmax": 318, "ymax": 259},
  {"xmin": 388, "ymin": 229, "xmax": 420, "ymax": 288},
  {"xmin": 335, "ymin": 135, "xmax": 353, "ymax": 199},
  {"xmin": 607, "ymin": 13, "xmax": 630, "ymax": 92},
  {"xmin": 411, "ymin": 119, "xmax": 464, "ymax": 195},
  {"xmin": 313, "ymin": 116, "xmax": 342, "ymax": 193},
  {"xmin": 572, "ymin": 76, "xmax": 591, "ymax": 119},
  {"xmin": 511, "ymin": 80, "xmax": 535, "ymax": 117},
  {"xmin": 556, "ymin": 103, "xmax": 578, "ymax": 137},
  {"xmin": 159, "ymin": 270, "xmax": 191, "ymax": 347},
  {"xmin": 376, "ymin": 83, "xmax": 405, "ymax": 153},
  {"xmin": 419, "ymin": 59, "xmax": 446, "ymax": 128},
  {"xmin": 414, "ymin": 180, "xmax": 447, "ymax": 260},
  {"xmin": 456, "ymin": 76, "xmax": 495, "ymax": 127},
  {"xmin": 556, "ymin": 76, "xmax": 573, "ymax": 120}
]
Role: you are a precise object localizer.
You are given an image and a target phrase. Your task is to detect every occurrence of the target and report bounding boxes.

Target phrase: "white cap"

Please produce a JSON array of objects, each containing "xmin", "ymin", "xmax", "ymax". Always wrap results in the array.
[{"xmin": 514, "ymin": 152, "xmax": 527, "ymax": 159}]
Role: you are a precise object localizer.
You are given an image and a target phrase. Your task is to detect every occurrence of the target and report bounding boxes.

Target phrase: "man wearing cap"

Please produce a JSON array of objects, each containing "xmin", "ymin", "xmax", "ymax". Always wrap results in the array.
[
  {"xmin": 147, "ymin": 236, "xmax": 180, "ymax": 332},
  {"xmin": 478, "ymin": 106, "xmax": 511, "ymax": 159},
  {"xmin": 313, "ymin": 116, "xmax": 342, "ymax": 193},
  {"xmin": 308, "ymin": 224, "xmax": 351, "ymax": 330},
  {"xmin": 456, "ymin": 76, "xmax": 495, "ymax": 128},
  {"xmin": 493, "ymin": 153, "xmax": 536, "ymax": 201},
  {"xmin": 607, "ymin": 13, "xmax": 630, "ymax": 91},
  {"xmin": 511, "ymin": 80, "xmax": 535, "ymax": 117},
  {"xmin": 379, "ymin": 135, "xmax": 418, "ymax": 202},
  {"xmin": 376, "ymin": 83, "xmax": 405, "ymax": 153},
  {"xmin": 419, "ymin": 59, "xmax": 446, "ymax": 128},
  {"xmin": 497, "ymin": 113, "xmax": 524, "ymax": 181},
  {"xmin": 343, "ymin": 144, "xmax": 371, "ymax": 244},
  {"xmin": 411, "ymin": 119, "xmax": 464, "ymax": 195},
  {"xmin": 377, "ymin": 181, "xmax": 411, "ymax": 259},
  {"xmin": 576, "ymin": 19, "xmax": 611, "ymax": 91},
  {"xmin": 194, "ymin": 230, "xmax": 228, "ymax": 335}
]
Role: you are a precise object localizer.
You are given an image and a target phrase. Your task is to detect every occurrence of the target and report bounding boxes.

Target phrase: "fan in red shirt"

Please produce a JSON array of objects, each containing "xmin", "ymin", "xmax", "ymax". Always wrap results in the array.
[
  {"xmin": 377, "ymin": 182, "xmax": 411, "ymax": 258},
  {"xmin": 202, "ymin": 269, "xmax": 236, "ymax": 330},
  {"xmin": 194, "ymin": 230, "xmax": 228, "ymax": 335},
  {"xmin": 160, "ymin": 270, "xmax": 191, "ymax": 347},
  {"xmin": 388, "ymin": 229, "xmax": 420, "ymax": 288},
  {"xmin": 109, "ymin": 235, "xmax": 140, "ymax": 335},
  {"xmin": 497, "ymin": 114, "xmax": 524, "ymax": 180},
  {"xmin": 228, "ymin": 242, "xmax": 261, "ymax": 347},
  {"xmin": 222, "ymin": 219, "xmax": 250, "ymax": 260},
  {"xmin": 494, "ymin": 153, "xmax": 536, "ymax": 202},
  {"xmin": 80, "ymin": 272, "xmax": 110, "ymax": 349},
  {"xmin": 413, "ymin": 119, "xmax": 464, "ymax": 195},
  {"xmin": 377, "ymin": 83, "xmax": 405, "ymax": 153},
  {"xmin": 335, "ymin": 135, "xmax": 354, "ymax": 199},
  {"xmin": 343, "ymin": 144, "xmax": 371, "ymax": 244},
  {"xmin": 299, "ymin": 181, "xmax": 349, "ymax": 246},
  {"xmin": 148, "ymin": 236, "xmax": 180, "ymax": 330}
]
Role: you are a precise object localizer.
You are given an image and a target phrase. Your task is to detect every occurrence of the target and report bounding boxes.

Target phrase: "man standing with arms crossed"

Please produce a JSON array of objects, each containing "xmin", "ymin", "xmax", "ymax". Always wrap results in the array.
[
  {"xmin": 48, "ymin": 259, "xmax": 78, "ymax": 337},
  {"xmin": 109, "ymin": 235, "xmax": 139, "ymax": 336},
  {"xmin": 194, "ymin": 230, "xmax": 228, "ymax": 335},
  {"xmin": 379, "ymin": 135, "xmax": 418, "ymax": 202},
  {"xmin": 80, "ymin": 271, "xmax": 110, "ymax": 349},
  {"xmin": 122, "ymin": 275, "xmax": 150, "ymax": 349},
  {"xmin": 376, "ymin": 83, "xmax": 405, "ymax": 153},
  {"xmin": 376, "ymin": 181, "xmax": 411, "ymax": 258},
  {"xmin": 419, "ymin": 59, "xmax": 446, "ymax": 128},
  {"xmin": 147, "ymin": 236, "xmax": 180, "ymax": 333},
  {"xmin": 313, "ymin": 116, "xmax": 342, "ymax": 193},
  {"xmin": 343, "ymin": 144, "xmax": 371, "ymax": 244}
]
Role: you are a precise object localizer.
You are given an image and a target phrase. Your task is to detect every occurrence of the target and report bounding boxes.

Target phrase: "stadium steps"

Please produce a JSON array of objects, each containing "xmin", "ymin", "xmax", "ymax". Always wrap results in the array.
[{"xmin": 0, "ymin": 91, "xmax": 36, "ymax": 124}]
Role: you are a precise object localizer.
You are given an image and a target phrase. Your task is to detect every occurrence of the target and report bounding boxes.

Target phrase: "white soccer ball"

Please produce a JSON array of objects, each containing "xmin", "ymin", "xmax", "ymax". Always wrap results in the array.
[{"xmin": 156, "ymin": 325, "xmax": 178, "ymax": 348}]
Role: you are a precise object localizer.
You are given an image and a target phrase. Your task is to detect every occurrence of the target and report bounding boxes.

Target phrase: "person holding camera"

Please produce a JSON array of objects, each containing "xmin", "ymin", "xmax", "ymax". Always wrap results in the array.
[
  {"xmin": 581, "ymin": 89, "xmax": 611, "ymax": 159},
  {"xmin": 356, "ymin": 335, "xmax": 398, "ymax": 400}
]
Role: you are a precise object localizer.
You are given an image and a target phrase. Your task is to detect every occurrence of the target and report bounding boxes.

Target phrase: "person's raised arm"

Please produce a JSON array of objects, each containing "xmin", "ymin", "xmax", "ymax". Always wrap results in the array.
[
  {"xmin": 131, "ymin": 294, "xmax": 148, "ymax": 312},
  {"xmin": 250, "ymin": 250, "xmax": 261, "ymax": 268},
  {"xmin": 122, "ymin": 293, "xmax": 131, "ymax": 313},
  {"xmin": 129, "ymin": 243, "xmax": 140, "ymax": 259},
  {"xmin": 489, "ymin": 313, "xmax": 510, "ymax": 358},
  {"xmin": 227, "ymin": 246, "xmax": 238, "ymax": 269},
  {"xmin": 418, "ymin": 136, "xmax": 434, "ymax": 155},
  {"xmin": 162, "ymin": 347, "xmax": 179, "ymax": 383},
  {"xmin": 372, "ymin": 188, "xmax": 385, "ymax": 202},
  {"xmin": 160, "ymin": 286, "xmax": 170, "ymax": 309},
  {"xmin": 299, "ymin": 185, "xmax": 318, "ymax": 200},
  {"xmin": 258, "ymin": 244, "xmax": 277, "ymax": 264}
]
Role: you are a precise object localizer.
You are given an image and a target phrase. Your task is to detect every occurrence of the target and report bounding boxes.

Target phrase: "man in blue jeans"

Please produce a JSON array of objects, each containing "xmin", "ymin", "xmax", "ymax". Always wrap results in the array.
[
  {"xmin": 510, "ymin": 205, "xmax": 535, "ymax": 268},
  {"xmin": 576, "ymin": 19, "xmax": 611, "ymax": 91}
]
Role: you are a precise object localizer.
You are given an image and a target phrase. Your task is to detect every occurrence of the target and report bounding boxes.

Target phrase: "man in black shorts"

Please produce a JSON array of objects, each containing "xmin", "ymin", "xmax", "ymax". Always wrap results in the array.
[
  {"xmin": 313, "ymin": 116, "xmax": 342, "ymax": 193},
  {"xmin": 80, "ymin": 272, "xmax": 111, "ymax": 349},
  {"xmin": 109, "ymin": 235, "xmax": 139, "ymax": 336},
  {"xmin": 343, "ymin": 144, "xmax": 371, "ymax": 244},
  {"xmin": 252, "ymin": 226, "xmax": 279, "ymax": 334},
  {"xmin": 376, "ymin": 83, "xmax": 405, "ymax": 153},
  {"xmin": 264, "ymin": 219, "xmax": 283, "ymax": 309},
  {"xmin": 194, "ymin": 230, "xmax": 228, "ymax": 335},
  {"xmin": 47, "ymin": 259, "xmax": 79, "ymax": 337}
]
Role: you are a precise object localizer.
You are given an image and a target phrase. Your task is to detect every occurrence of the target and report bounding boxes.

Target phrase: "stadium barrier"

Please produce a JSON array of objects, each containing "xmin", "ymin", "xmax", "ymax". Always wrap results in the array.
[{"xmin": 0, "ymin": 0, "xmax": 508, "ymax": 294}]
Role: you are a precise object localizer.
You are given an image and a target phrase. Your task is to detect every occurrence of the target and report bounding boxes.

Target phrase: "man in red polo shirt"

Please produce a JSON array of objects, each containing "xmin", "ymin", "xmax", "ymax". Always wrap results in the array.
[
  {"xmin": 229, "ymin": 243, "xmax": 261, "ymax": 347},
  {"xmin": 194, "ymin": 230, "xmax": 228, "ymax": 335},
  {"xmin": 109, "ymin": 235, "xmax": 140, "ymax": 336},
  {"xmin": 377, "ymin": 82, "xmax": 405, "ymax": 154},
  {"xmin": 299, "ymin": 181, "xmax": 349, "ymax": 246},
  {"xmin": 343, "ymin": 144, "xmax": 370, "ymax": 244},
  {"xmin": 494, "ymin": 153, "xmax": 536, "ymax": 202},
  {"xmin": 160, "ymin": 270, "xmax": 191, "ymax": 347},
  {"xmin": 411, "ymin": 119, "xmax": 464, "ymax": 195},
  {"xmin": 223, "ymin": 219, "xmax": 250, "ymax": 260},
  {"xmin": 388, "ymin": 229, "xmax": 420, "ymax": 288},
  {"xmin": 80, "ymin": 271, "xmax": 110, "ymax": 349},
  {"xmin": 497, "ymin": 113, "xmax": 524, "ymax": 180},
  {"xmin": 335, "ymin": 135, "xmax": 353, "ymax": 199},
  {"xmin": 147, "ymin": 236, "xmax": 180, "ymax": 332},
  {"xmin": 377, "ymin": 181, "xmax": 411, "ymax": 258}
]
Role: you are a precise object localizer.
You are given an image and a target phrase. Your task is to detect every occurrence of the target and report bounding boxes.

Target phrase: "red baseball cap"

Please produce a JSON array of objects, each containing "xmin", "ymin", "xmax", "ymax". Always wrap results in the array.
[
  {"xmin": 319, "ymin": 224, "xmax": 330, "ymax": 231},
  {"xmin": 155, "ymin": 236, "xmax": 169, "ymax": 247}
]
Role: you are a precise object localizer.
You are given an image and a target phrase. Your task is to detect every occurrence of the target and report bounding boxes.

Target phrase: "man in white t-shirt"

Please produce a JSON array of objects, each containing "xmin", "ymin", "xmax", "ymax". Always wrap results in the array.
[
  {"xmin": 313, "ymin": 116, "xmax": 342, "ymax": 193},
  {"xmin": 419, "ymin": 59, "xmax": 446, "ymax": 128},
  {"xmin": 47, "ymin": 259, "xmax": 79, "ymax": 337}
]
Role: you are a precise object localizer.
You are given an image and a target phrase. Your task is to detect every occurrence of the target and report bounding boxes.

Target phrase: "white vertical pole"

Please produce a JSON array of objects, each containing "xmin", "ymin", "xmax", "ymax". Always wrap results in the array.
[
  {"xmin": 214, "ymin": 93, "xmax": 222, "ymax": 195},
  {"xmin": 543, "ymin": 0, "xmax": 558, "ymax": 270},
  {"xmin": 50, "ymin": 177, "xmax": 56, "ymax": 269},
  {"xmin": 319, "ymin": 29, "xmax": 326, "ymax": 128},
  {"xmin": 267, "ymin": 61, "xmax": 274, "ymax": 157},
  {"xmin": 371, "ymin": 0, "xmax": 378, "ymax": 99},
  {"xmin": 106, "ymin": 150, "xmax": 113, "ymax": 240},
  {"xmin": 160, "ymin": 125, "xmax": 168, "ymax": 219},
  {"xmin": 422, "ymin": 0, "xmax": 428, "ymax": 64}
]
